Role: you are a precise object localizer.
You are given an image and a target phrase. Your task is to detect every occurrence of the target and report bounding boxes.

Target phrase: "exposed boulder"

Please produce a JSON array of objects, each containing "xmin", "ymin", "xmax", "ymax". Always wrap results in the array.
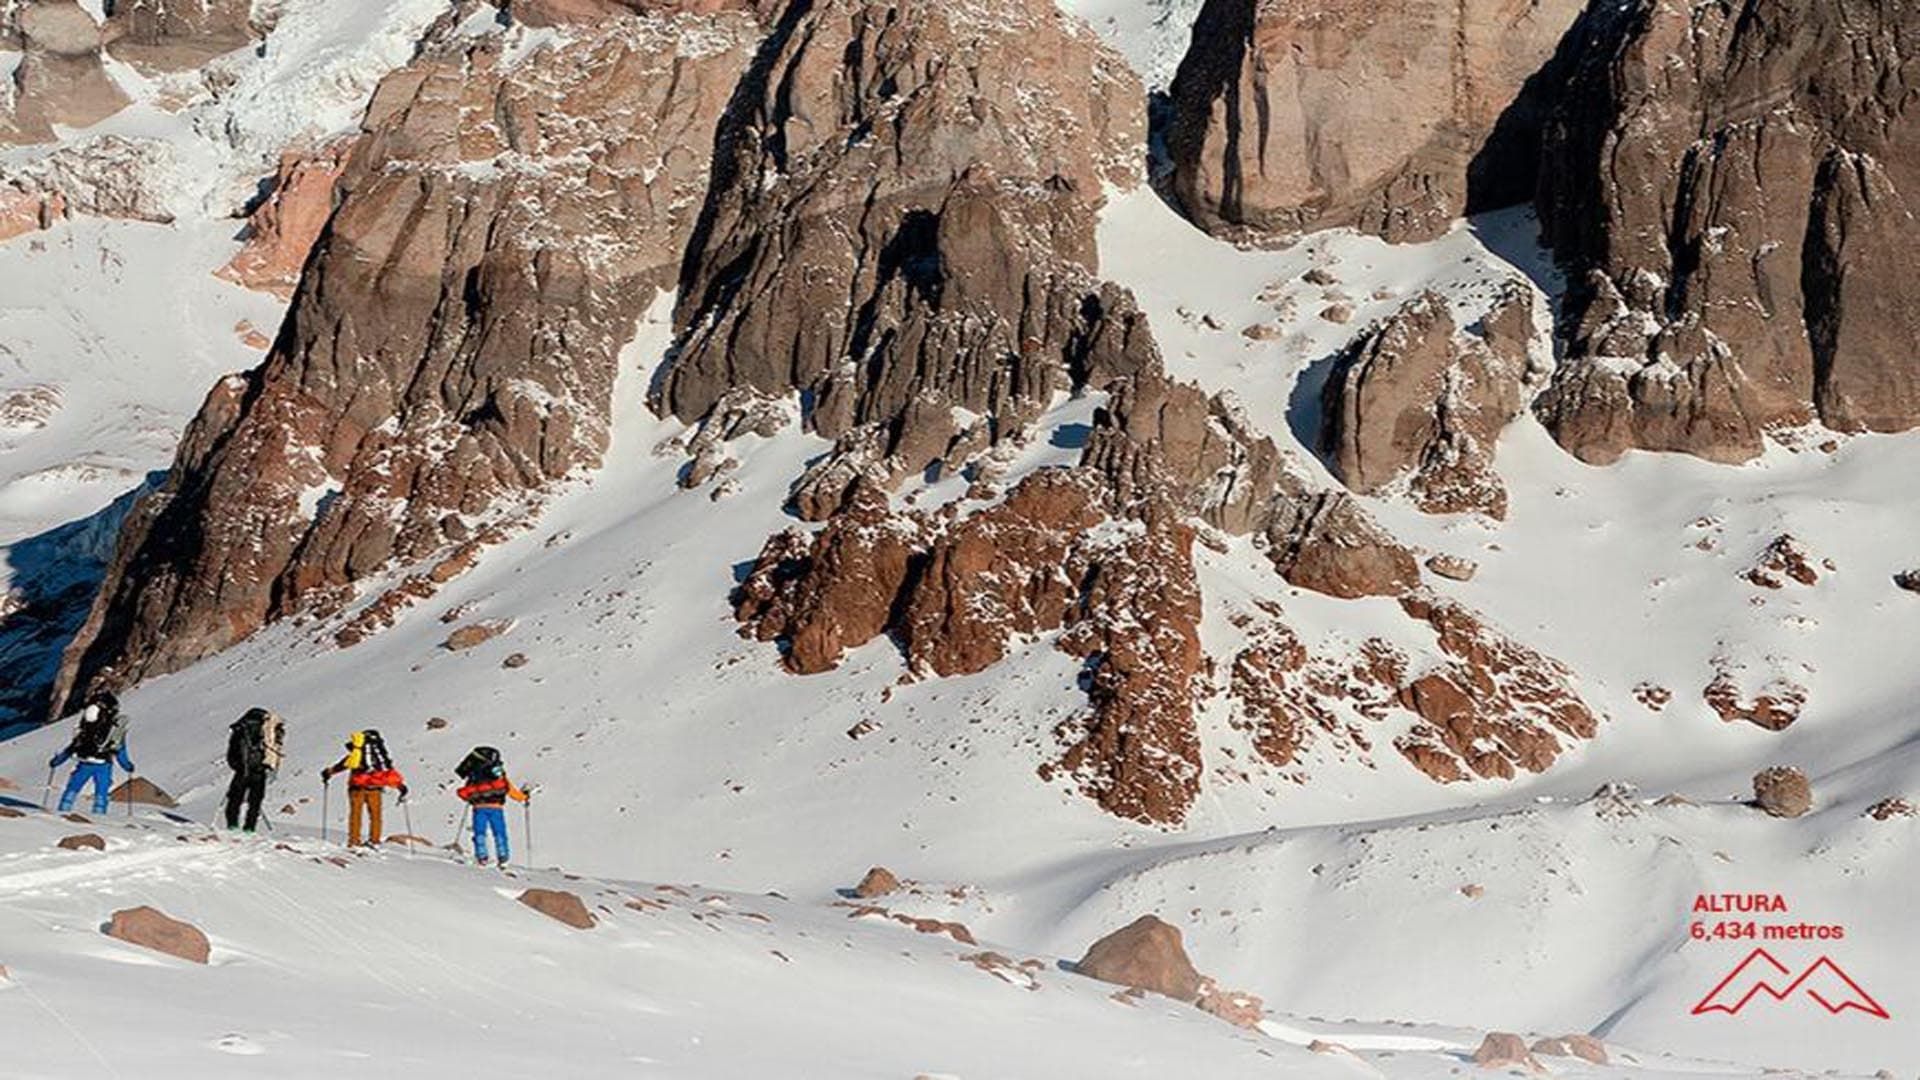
[
  {"xmin": 1753, "ymin": 765, "xmax": 1813, "ymax": 818},
  {"xmin": 56, "ymin": 832, "xmax": 105, "ymax": 851},
  {"xmin": 1167, "ymin": 0, "xmax": 1585, "ymax": 242},
  {"xmin": 1532, "ymin": 1034, "xmax": 1609, "ymax": 1065},
  {"xmin": 1264, "ymin": 493, "xmax": 1421, "ymax": 600},
  {"xmin": 660, "ymin": 0, "xmax": 1153, "ymax": 494},
  {"xmin": 852, "ymin": 866, "xmax": 900, "ymax": 899},
  {"xmin": 1896, "ymin": 569, "xmax": 1920, "ymax": 594},
  {"xmin": 518, "ymin": 888, "xmax": 596, "ymax": 930},
  {"xmin": 1073, "ymin": 915, "xmax": 1205, "ymax": 1003},
  {"xmin": 1865, "ymin": 797, "xmax": 1915, "ymax": 821},
  {"xmin": 1536, "ymin": 0, "xmax": 1920, "ymax": 464},
  {"xmin": 1426, "ymin": 554, "xmax": 1479, "ymax": 582},
  {"xmin": 2, "ymin": 1, "xmax": 130, "ymax": 145},
  {"xmin": 216, "ymin": 141, "xmax": 354, "ymax": 299},
  {"xmin": 1741, "ymin": 534, "xmax": 1825, "ymax": 589},
  {"xmin": 105, "ymin": 906, "xmax": 210, "ymax": 963},
  {"xmin": 1196, "ymin": 980, "xmax": 1265, "ymax": 1030},
  {"xmin": 1472, "ymin": 1032, "xmax": 1542, "ymax": 1072},
  {"xmin": 1322, "ymin": 286, "xmax": 1541, "ymax": 519},
  {"xmin": 1705, "ymin": 667, "xmax": 1807, "ymax": 732},
  {"xmin": 52, "ymin": 10, "xmax": 765, "ymax": 711},
  {"xmin": 443, "ymin": 621, "xmax": 512, "ymax": 653},
  {"xmin": 110, "ymin": 776, "xmax": 176, "ymax": 808}
]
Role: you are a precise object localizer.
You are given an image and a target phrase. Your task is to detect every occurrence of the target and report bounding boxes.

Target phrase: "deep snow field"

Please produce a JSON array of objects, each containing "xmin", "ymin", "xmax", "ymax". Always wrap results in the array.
[{"xmin": 1, "ymin": 1, "xmax": 1914, "ymax": 1076}]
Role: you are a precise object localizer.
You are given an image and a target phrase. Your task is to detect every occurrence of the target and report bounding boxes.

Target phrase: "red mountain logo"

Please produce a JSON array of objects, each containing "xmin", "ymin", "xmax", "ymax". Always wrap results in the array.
[{"xmin": 1692, "ymin": 949, "xmax": 1890, "ymax": 1019}]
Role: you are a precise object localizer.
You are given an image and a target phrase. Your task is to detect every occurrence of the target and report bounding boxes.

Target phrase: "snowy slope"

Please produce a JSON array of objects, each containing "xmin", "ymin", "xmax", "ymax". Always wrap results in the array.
[
  {"xmin": 0, "ymin": 0, "xmax": 1914, "ymax": 1074},
  {"xmin": 0, "ymin": 803, "xmax": 1898, "ymax": 1078}
]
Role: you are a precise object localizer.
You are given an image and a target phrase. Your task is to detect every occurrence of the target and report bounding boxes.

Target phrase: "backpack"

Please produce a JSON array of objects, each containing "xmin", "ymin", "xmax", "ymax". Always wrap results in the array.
[
  {"xmin": 455, "ymin": 746, "xmax": 503, "ymax": 784},
  {"xmin": 359, "ymin": 729, "xmax": 393, "ymax": 774},
  {"xmin": 70, "ymin": 698, "xmax": 125, "ymax": 760},
  {"xmin": 228, "ymin": 709, "xmax": 270, "ymax": 773}
]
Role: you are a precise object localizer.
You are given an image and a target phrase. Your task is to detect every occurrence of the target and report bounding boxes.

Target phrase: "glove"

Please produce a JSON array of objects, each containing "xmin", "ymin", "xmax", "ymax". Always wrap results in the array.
[
  {"xmin": 397, "ymin": 784, "xmax": 410, "ymax": 803},
  {"xmin": 320, "ymin": 767, "xmax": 334, "ymax": 783},
  {"xmin": 47, "ymin": 755, "xmax": 59, "ymax": 769}
]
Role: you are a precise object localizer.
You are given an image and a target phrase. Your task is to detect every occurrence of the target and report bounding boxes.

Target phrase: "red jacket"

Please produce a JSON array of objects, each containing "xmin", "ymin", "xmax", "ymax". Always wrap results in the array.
[{"xmin": 457, "ymin": 776, "xmax": 528, "ymax": 807}]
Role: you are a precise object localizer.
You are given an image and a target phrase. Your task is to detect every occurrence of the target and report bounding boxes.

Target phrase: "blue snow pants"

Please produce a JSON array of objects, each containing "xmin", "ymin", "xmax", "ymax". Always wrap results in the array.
[
  {"xmin": 59, "ymin": 761, "xmax": 114, "ymax": 814},
  {"xmin": 472, "ymin": 806, "xmax": 509, "ymax": 864}
]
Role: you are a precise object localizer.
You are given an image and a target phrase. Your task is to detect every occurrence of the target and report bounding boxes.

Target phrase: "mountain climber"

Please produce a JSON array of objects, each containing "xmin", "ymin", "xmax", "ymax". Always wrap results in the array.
[
  {"xmin": 223, "ymin": 707, "xmax": 285, "ymax": 832},
  {"xmin": 455, "ymin": 746, "xmax": 531, "ymax": 868},
  {"xmin": 49, "ymin": 691, "xmax": 134, "ymax": 815},
  {"xmin": 319, "ymin": 730, "xmax": 406, "ymax": 846}
]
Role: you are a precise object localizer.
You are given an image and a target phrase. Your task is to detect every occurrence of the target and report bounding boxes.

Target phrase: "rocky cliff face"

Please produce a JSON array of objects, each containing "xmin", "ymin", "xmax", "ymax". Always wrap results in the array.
[
  {"xmin": 53, "ymin": 9, "xmax": 765, "ymax": 711},
  {"xmin": 1166, "ymin": 0, "xmax": 1583, "ymax": 242},
  {"xmin": 103, "ymin": 0, "xmax": 257, "ymax": 70},
  {"xmin": 659, "ymin": 0, "xmax": 1152, "ymax": 510},
  {"xmin": 737, "ymin": 469, "xmax": 1206, "ymax": 824},
  {"xmin": 1536, "ymin": 0, "xmax": 1920, "ymax": 464},
  {"xmin": 1321, "ymin": 285, "xmax": 1540, "ymax": 519},
  {"xmin": 2, "ymin": 1, "xmax": 130, "ymax": 145}
]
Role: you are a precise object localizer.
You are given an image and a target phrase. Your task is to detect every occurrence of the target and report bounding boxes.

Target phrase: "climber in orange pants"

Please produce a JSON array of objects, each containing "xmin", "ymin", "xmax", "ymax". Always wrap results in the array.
[{"xmin": 319, "ymin": 730, "xmax": 408, "ymax": 846}]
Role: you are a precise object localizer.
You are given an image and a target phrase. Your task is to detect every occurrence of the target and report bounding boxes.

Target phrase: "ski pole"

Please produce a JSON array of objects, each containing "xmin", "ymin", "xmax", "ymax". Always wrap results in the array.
[
  {"xmin": 321, "ymin": 777, "xmax": 330, "ymax": 844},
  {"xmin": 401, "ymin": 797, "xmax": 415, "ymax": 861},
  {"xmin": 125, "ymin": 771, "xmax": 136, "ymax": 818},
  {"xmin": 41, "ymin": 766, "xmax": 53, "ymax": 811},
  {"xmin": 447, "ymin": 803, "xmax": 470, "ymax": 853},
  {"xmin": 522, "ymin": 797, "xmax": 533, "ymax": 869}
]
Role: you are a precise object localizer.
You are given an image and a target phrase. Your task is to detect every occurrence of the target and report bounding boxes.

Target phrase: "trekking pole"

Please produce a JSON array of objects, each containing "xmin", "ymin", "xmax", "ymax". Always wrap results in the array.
[
  {"xmin": 41, "ymin": 766, "xmax": 54, "ymax": 811},
  {"xmin": 523, "ymin": 797, "xmax": 533, "ymax": 869},
  {"xmin": 447, "ymin": 804, "xmax": 470, "ymax": 858},
  {"xmin": 126, "ymin": 771, "xmax": 136, "ymax": 818},
  {"xmin": 321, "ymin": 777, "xmax": 331, "ymax": 844},
  {"xmin": 401, "ymin": 798, "xmax": 415, "ymax": 861}
]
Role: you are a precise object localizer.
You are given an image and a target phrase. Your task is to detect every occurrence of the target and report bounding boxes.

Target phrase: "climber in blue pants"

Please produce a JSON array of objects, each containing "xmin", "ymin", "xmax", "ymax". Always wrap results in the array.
[
  {"xmin": 455, "ymin": 746, "xmax": 530, "ymax": 869},
  {"xmin": 50, "ymin": 691, "xmax": 135, "ymax": 815}
]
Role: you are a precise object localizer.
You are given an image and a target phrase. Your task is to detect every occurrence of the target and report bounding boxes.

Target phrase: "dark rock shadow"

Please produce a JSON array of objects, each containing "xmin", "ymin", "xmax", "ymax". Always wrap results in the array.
[
  {"xmin": 0, "ymin": 475, "xmax": 157, "ymax": 741},
  {"xmin": 1286, "ymin": 349, "xmax": 1344, "ymax": 469}
]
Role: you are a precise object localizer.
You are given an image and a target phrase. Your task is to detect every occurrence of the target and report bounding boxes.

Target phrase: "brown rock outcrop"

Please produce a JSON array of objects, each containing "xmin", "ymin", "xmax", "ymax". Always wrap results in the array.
[
  {"xmin": 1322, "ymin": 286, "xmax": 1540, "ymax": 518},
  {"xmin": 2, "ymin": 1, "xmax": 130, "ymax": 145},
  {"xmin": 660, "ymin": 0, "xmax": 1153, "ymax": 492},
  {"xmin": 1532, "ymin": 1034, "xmax": 1608, "ymax": 1065},
  {"xmin": 1074, "ymin": 915, "xmax": 1205, "ymax": 1003},
  {"xmin": 1392, "ymin": 591, "xmax": 1600, "ymax": 782},
  {"xmin": 1753, "ymin": 766, "xmax": 1813, "ymax": 818},
  {"xmin": 57, "ymin": 832, "xmax": 105, "ymax": 851},
  {"xmin": 53, "ymin": 10, "xmax": 765, "ymax": 712},
  {"xmin": 1167, "ymin": 0, "xmax": 1585, "ymax": 242},
  {"xmin": 216, "ymin": 141, "xmax": 354, "ymax": 299},
  {"xmin": 1536, "ymin": 0, "xmax": 1920, "ymax": 463},
  {"xmin": 0, "ymin": 135, "xmax": 178, "ymax": 235},
  {"xmin": 1865, "ymin": 797, "xmax": 1915, "ymax": 821},
  {"xmin": 104, "ymin": 0, "xmax": 256, "ymax": 71},
  {"xmin": 1705, "ymin": 667, "xmax": 1807, "ymax": 732},
  {"xmin": 1196, "ymin": 980, "xmax": 1265, "ymax": 1030},
  {"xmin": 739, "ymin": 468, "xmax": 1206, "ymax": 823},
  {"xmin": 1742, "ymin": 534, "xmax": 1824, "ymax": 589},
  {"xmin": 105, "ymin": 906, "xmax": 210, "ymax": 963},
  {"xmin": 1264, "ymin": 493, "xmax": 1421, "ymax": 600},
  {"xmin": 852, "ymin": 866, "xmax": 900, "ymax": 899},
  {"xmin": 109, "ymin": 776, "xmax": 176, "ymax": 808},
  {"xmin": 1472, "ymin": 1032, "xmax": 1542, "ymax": 1071},
  {"xmin": 518, "ymin": 888, "xmax": 596, "ymax": 930}
]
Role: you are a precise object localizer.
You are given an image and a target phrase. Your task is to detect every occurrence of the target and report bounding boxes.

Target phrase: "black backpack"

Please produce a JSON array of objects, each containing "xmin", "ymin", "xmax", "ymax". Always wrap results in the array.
[
  {"xmin": 455, "ymin": 746, "xmax": 503, "ymax": 783},
  {"xmin": 70, "ymin": 697, "xmax": 124, "ymax": 760},
  {"xmin": 228, "ymin": 709, "xmax": 269, "ymax": 773},
  {"xmin": 360, "ymin": 729, "xmax": 393, "ymax": 773}
]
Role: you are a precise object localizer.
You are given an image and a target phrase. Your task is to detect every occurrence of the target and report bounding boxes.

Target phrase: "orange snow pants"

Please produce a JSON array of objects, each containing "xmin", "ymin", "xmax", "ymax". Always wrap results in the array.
[{"xmin": 348, "ymin": 788, "xmax": 384, "ymax": 846}]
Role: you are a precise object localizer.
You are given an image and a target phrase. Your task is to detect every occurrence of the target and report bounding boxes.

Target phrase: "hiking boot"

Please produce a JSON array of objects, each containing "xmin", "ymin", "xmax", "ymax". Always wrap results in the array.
[{"xmin": 475, "ymin": 855, "xmax": 491, "ymax": 866}]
